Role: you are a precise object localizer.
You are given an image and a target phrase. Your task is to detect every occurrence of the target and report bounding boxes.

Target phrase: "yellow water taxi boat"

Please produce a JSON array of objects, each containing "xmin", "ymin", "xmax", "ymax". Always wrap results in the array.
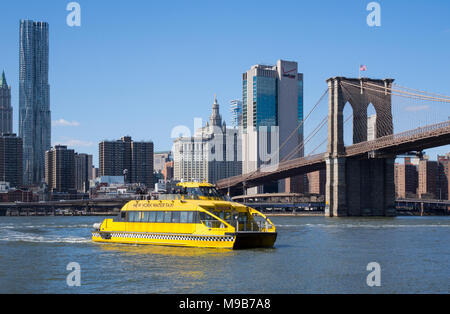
[{"xmin": 92, "ymin": 182, "xmax": 277, "ymax": 249}]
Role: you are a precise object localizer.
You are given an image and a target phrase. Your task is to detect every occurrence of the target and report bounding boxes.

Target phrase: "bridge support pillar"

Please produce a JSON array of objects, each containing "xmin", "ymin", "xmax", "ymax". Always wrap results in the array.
[
  {"xmin": 325, "ymin": 77, "xmax": 397, "ymax": 217},
  {"xmin": 325, "ymin": 156, "xmax": 347, "ymax": 217},
  {"xmin": 326, "ymin": 156, "xmax": 396, "ymax": 217}
]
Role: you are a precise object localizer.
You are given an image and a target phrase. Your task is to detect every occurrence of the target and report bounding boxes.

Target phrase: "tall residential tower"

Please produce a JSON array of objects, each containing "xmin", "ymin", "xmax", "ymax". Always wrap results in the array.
[{"xmin": 19, "ymin": 20, "xmax": 51, "ymax": 185}]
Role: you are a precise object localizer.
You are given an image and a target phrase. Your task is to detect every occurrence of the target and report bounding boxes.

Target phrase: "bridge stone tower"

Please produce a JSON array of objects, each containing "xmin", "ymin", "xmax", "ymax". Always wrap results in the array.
[{"xmin": 325, "ymin": 77, "xmax": 396, "ymax": 217}]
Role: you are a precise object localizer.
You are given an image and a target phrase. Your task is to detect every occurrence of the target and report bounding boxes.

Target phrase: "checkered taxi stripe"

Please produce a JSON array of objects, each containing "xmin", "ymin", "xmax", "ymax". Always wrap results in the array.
[{"xmin": 92, "ymin": 232, "xmax": 234, "ymax": 242}]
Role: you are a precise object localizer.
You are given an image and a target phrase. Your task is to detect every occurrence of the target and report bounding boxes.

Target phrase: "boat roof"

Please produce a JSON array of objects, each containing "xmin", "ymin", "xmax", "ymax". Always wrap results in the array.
[
  {"xmin": 122, "ymin": 199, "xmax": 247, "ymax": 211},
  {"xmin": 176, "ymin": 182, "xmax": 215, "ymax": 188}
]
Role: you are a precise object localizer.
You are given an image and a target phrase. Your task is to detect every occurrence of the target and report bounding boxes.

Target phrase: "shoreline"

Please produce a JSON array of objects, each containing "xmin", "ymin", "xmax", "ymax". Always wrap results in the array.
[
  {"xmin": 2, "ymin": 211, "xmax": 448, "ymax": 218},
  {"xmin": 264, "ymin": 211, "xmax": 449, "ymax": 217}
]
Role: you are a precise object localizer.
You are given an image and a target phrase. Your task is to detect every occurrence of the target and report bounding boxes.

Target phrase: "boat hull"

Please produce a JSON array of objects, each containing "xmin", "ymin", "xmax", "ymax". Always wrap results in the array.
[
  {"xmin": 92, "ymin": 231, "xmax": 277, "ymax": 250},
  {"xmin": 231, "ymin": 232, "xmax": 278, "ymax": 249}
]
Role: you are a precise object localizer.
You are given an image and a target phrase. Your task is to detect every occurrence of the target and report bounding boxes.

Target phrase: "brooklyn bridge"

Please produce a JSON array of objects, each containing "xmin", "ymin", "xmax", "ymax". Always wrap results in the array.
[{"xmin": 216, "ymin": 77, "xmax": 450, "ymax": 217}]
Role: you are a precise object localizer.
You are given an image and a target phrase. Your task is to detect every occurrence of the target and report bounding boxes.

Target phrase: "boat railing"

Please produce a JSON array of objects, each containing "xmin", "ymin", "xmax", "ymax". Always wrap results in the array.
[
  {"xmin": 157, "ymin": 194, "xmax": 226, "ymax": 201},
  {"xmin": 158, "ymin": 194, "xmax": 183, "ymax": 201}
]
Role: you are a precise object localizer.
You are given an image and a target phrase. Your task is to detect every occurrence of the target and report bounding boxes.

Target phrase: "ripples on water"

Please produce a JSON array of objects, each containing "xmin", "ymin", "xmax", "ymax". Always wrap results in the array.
[{"xmin": 0, "ymin": 216, "xmax": 448, "ymax": 294}]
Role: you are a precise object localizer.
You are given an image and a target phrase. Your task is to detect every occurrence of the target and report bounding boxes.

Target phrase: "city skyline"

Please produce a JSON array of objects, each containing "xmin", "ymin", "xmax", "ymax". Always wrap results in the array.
[{"xmin": 0, "ymin": 1, "xmax": 449, "ymax": 167}]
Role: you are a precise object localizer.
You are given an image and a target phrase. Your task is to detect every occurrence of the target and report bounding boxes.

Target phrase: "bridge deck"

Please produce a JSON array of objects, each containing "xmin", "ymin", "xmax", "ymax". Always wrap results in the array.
[{"xmin": 216, "ymin": 121, "xmax": 450, "ymax": 190}]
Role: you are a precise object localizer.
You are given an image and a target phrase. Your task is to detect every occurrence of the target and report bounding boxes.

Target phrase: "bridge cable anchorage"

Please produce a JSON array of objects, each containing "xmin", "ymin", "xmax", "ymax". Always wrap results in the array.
[{"xmin": 225, "ymin": 89, "xmax": 329, "ymax": 187}]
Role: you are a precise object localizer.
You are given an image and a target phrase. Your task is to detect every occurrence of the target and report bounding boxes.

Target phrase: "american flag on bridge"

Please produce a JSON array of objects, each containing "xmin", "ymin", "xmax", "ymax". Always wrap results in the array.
[{"xmin": 360, "ymin": 65, "xmax": 367, "ymax": 71}]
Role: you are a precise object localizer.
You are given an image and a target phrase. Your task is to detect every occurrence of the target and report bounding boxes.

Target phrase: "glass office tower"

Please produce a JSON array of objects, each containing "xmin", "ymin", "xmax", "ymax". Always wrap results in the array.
[
  {"xmin": 242, "ymin": 60, "xmax": 304, "ymax": 193},
  {"xmin": 19, "ymin": 20, "xmax": 51, "ymax": 185}
]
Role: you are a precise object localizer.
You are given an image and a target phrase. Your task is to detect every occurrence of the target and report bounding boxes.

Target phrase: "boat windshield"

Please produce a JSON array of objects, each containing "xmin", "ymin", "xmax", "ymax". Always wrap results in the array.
[{"xmin": 182, "ymin": 186, "xmax": 226, "ymax": 200}]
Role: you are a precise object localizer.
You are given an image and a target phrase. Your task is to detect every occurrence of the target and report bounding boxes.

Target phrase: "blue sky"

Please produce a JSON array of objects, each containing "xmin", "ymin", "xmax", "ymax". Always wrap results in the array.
[{"xmin": 1, "ymin": 0, "xmax": 449, "ymax": 166}]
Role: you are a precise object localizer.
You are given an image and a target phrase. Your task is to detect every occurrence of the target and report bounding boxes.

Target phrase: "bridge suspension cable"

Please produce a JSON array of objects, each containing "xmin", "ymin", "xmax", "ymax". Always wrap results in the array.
[
  {"xmin": 365, "ymin": 81, "xmax": 450, "ymax": 103},
  {"xmin": 307, "ymin": 114, "xmax": 354, "ymax": 156},
  {"xmin": 282, "ymin": 116, "xmax": 328, "ymax": 162},
  {"xmin": 341, "ymin": 81, "xmax": 450, "ymax": 103},
  {"xmin": 393, "ymin": 83, "xmax": 450, "ymax": 100}
]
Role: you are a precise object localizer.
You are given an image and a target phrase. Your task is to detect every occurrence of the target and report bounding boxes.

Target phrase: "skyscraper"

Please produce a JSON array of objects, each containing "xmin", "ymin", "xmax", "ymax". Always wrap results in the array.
[
  {"xmin": 242, "ymin": 60, "xmax": 304, "ymax": 193},
  {"xmin": 45, "ymin": 145, "xmax": 75, "ymax": 193},
  {"xmin": 19, "ymin": 20, "xmax": 51, "ymax": 185},
  {"xmin": 0, "ymin": 134, "xmax": 23, "ymax": 188},
  {"xmin": 0, "ymin": 71, "xmax": 13, "ymax": 134},
  {"xmin": 99, "ymin": 136, "xmax": 154, "ymax": 188},
  {"xmin": 230, "ymin": 100, "xmax": 243, "ymax": 128},
  {"xmin": 75, "ymin": 153, "xmax": 93, "ymax": 193}
]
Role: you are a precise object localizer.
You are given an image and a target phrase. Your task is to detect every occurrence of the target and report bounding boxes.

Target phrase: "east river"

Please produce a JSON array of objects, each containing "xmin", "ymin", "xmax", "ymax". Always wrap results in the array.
[{"xmin": 0, "ymin": 216, "xmax": 448, "ymax": 294}]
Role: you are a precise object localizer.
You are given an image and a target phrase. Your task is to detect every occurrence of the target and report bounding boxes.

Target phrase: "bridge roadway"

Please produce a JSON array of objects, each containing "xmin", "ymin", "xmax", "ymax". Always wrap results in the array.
[{"xmin": 216, "ymin": 121, "xmax": 450, "ymax": 192}]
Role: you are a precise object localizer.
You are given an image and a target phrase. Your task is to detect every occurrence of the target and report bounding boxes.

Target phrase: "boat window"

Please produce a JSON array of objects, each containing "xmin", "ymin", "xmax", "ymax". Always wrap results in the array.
[
  {"xmin": 149, "ymin": 211, "xmax": 156, "ymax": 223},
  {"xmin": 182, "ymin": 186, "xmax": 225, "ymax": 200},
  {"xmin": 171, "ymin": 211, "xmax": 181, "ymax": 223},
  {"xmin": 142, "ymin": 212, "xmax": 149, "ymax": 222},
  {"xmin": 180, "ymin": 211, "xmax": 188, "ymax": 223},
  {"xmin": 224, "ymin": 211, "xmax": 232, "ymax": 222},
  {"xmin": 127, "ymin": 211, "xmax": 138, "ymax": 222},
  {"xmin": 198, "ymin": 211, "xmax": 225, "ymax": 228},
  {"xmin": 156, "ymin": 211, "xmax": 164, "ymax": 223},
  {"xmin": 164, "ymin": 211, "xmax": 172, "ymax": 223},
  {"xmin": 187, "ymin": 211, "xmax": 195, "ymax": 223}
]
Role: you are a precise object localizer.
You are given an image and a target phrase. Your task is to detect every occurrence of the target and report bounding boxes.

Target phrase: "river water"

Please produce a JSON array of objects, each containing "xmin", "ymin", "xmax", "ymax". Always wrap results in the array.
[{"xmin": 0, "ymin": 216, "xmax": 448, "ymax": 294}]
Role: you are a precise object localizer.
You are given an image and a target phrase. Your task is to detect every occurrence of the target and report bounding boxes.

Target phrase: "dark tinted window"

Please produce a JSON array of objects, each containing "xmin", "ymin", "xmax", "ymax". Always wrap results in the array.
[
  {"xmin": 164, "ymin": 211, "xmax": 172, "ymax": 223},
  {"xmin": 149, "ymin": 211, "xmax": 156, "ymax": 223},
  {"xmin": 187, "ymin": 211, "xmax": 194, "ymax": 223},
  {"xmin": 171, "ymin": 211, "xmax": 181, "ymax": 223},
  {"xmin": 193, "ymin": 211, "xmax": 201, "ymax": 223},
  {"xmin": 156, "ymin": 211, "xmax": 164, "ymax": 223},
  {"xmin": 180, "ymin": 211, "xmax": 188, "ymax": 223}
]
